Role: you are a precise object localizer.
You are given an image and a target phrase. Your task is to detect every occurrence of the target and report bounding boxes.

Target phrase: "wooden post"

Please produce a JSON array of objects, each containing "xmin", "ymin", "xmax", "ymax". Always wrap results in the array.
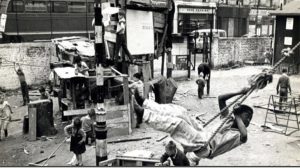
[
  {"xmin": 122, "ymin": 76, "xmax": 132, "ymax": 133},
  {"xmin": 166, "ymin": 50, "xmax": 172, "ymax": 78},
  {"xmin": 161, "ymin": 49, "xmax": 165, "ymax": 76},
  {"xmin": 187, "ymin": 37, "xmax": 191, "ymax": 79},
  {"xmin": 71, "ymin": 80, "xmax": 76, "ymax": 109},
  {"xmin": 28, "ymin": 107, "xmax": 37, "ymax": 141},
  {"xmin": 207, "ymin": 75, "xmax": 210, "ymax": 95},
  {"xmin": 143, "ymin": 62, "xmax": 151, "ymax": 98}
]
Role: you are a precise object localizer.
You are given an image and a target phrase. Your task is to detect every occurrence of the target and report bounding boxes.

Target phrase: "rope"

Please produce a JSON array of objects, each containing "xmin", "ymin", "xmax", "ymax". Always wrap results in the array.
[
  {"xmin": 203, "ymin": 94, "xmax": 244, "ymax": 127},
  {"xmin": 200, "ymin": 41, "xmax": 300, "ymax": 146},
  {"xmin": 204, "ymin": 87, "xmax": 255, "ymax": 148}
]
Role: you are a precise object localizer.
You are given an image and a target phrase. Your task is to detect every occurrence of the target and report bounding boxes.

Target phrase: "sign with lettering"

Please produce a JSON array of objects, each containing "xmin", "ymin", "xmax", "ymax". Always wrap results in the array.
[
  {"xmin": 0, "ymin": 14, "xmax": 7, "ymax": 32},
  {"xmin": 178, "ymin": 7, "xmax": 214, "ymax": 14},
  {"xmin": 151, "ymin": 0, "xmax": 168, "ymax": 8},
  {"xmin": 249, "ymin": 9, "xmax": 270, "ymax": 16},
  {"xmin": 286, "ymin": 17, "xmax": 294, "ymax": 30},
  {"xmin": 126, "ymin": 9, "xmax": 154, "ymax": 55}
]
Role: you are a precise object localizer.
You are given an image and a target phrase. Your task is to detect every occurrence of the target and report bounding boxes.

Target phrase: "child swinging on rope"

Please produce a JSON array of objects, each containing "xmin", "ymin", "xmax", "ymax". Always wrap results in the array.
[{"xmin": 133, "ymin": 87, "xmax": 253, "ymax": 165}]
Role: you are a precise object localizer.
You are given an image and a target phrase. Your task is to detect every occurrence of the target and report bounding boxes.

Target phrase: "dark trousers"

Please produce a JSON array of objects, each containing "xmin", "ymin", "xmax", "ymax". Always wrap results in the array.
[
  {"xmin": 279, "ymin": 88, "xmax": 288, "ymax": 110},
  {"xmin": 133, "ymin": 97, "xmax": 144, "ymax": 126},
  {"xmin": 85, "ymin": 130, "xmax": 95, "ymax": 145},
  {"xmin": 114, "ymin": 34, "xmax": 132, "ymax": 62},
  {"xmin": 21, "ymin": 81, "xmax": 29, "ymax": 105},
  {"xmin": 198, "ymin": 87, "xmax": 204, "ymax": 99}
]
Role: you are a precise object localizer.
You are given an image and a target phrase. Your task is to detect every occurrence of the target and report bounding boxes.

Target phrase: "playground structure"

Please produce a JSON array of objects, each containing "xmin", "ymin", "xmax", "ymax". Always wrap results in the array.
[{"xmin": 263, "ymin": 94, "xmax": 300, "ymax": 136}]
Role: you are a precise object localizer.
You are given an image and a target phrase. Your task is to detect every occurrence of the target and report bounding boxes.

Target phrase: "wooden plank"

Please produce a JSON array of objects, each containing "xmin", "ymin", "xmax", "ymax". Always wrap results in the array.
[
  {"xmin": 28, "ymin": 155, "xmax": 56, "ymax": 165},
  {"xmin": 130, "ymin": 95, "xmax": 136, "ymax": 130},
  {"xmin": 107, "ymin": 137, "xmax": 151, "ymax": 144},
  {"xmin": 64, "ymin": 108, "xmax": 90, "ymax": 116},
  {"xmin": 71, "ymin": 81, "xmax": 76, "ymax": 109},
  {"xmin": 64, "ymin": 105, "xmax": 129, "ymax": 116},
  {"xmin": 29, "ymin": 107, "xmax": 37, "ymax": 141},
  {"xmin": 107, "ymin": 79, "xmax": 112, "ymax": 98},
  {"xmin": 116, "ymin": 155, "xmax": 160, "ymax": 163},
  {"xmin": 142, "ymin": 62, "xmax": 151, "ymax": 98},
  {"xmin": 123, "ymin": 77, "xmax": 132, "ymax": 133},
  {"xmin": 98, "ymin": 158, "xmax": 118, "ymax": 166}
]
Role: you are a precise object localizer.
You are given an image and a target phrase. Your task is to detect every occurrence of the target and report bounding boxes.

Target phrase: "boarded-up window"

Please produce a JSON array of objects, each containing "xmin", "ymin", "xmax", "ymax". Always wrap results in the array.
[
  {"xmin": 25, "ymin": 1, "xmax": 47, "ymax": 13},
  {"xmin": 51, "ymin": 1, "xmax": 67, "ymax": 13},
  {"xmin": 87, "ymin": 2, "xmax": 93, "ymax": 13},
  {"xmin": 7, "ymin": 0, "xmax": 25, "ymax": 12}
]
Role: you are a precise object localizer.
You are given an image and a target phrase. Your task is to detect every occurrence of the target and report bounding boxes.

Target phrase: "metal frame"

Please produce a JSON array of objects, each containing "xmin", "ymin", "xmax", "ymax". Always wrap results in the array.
[{"xmin": 263, "ymin": 94, "xmax": 300, "ymax": 136}]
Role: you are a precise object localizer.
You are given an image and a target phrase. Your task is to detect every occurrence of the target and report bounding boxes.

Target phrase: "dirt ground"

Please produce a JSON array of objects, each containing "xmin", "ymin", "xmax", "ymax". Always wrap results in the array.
[{"xmin": 1, "ymin": 65, "xmax": 300, "ymax": 166}]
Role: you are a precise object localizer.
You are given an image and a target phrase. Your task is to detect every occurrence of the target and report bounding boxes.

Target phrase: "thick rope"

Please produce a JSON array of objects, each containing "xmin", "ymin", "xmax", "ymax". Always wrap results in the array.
[
  {"xmin": 203, "ymin": 94, "xmax": 245, "ymax": 127},
  {"xmin": 198, "ymin": 41, "xmax": 300, "ymax": 148},
  {"xmin": 204, "ymin": 87, "xmax": 255, "ymax": 147}
]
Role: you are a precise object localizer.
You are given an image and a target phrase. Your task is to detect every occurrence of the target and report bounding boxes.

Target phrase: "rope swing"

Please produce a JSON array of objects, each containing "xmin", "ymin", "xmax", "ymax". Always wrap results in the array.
[{"xmin": 201, "ymin": 41, "xmax": 300, "ymax": 147}]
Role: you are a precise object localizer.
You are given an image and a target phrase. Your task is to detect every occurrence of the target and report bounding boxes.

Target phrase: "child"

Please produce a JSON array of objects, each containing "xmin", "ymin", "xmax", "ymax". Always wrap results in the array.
[
  {"xmin": 64, "ymin": 117, "xmax": 86, "ymax": 166},
  {"xmin": 133, "ymin": 87, "xmax": 253, "ymax": 165},
  {"xmin": 276, "ymin": 68, "xmax": 292, "ymax": 109},
  {"xmin": 0, "ymin": 94, "xmax": 12, "ymax": 140},
  {"xmin": 81, "ymin": 109, "xmax": 96, "ymax": 145},
  {"xmin": 158, "ymin": 140, "xmax": 190, "ymax": 166},
  {"xmin": 14, "ymin": 63, "xmax": 29, "ymax": 105},
  {"xmin": 129, "ymin": 72, "xmax": 144, "ymax": 128},
  {"xmin": 39, "ymin": 86, "xmax": 50, "ymax": 100},
  {"xmin": 196, "ymin": 74, "xmax": 205, "ymax": 99},
  {"xmin": 74, "ymin": 57, "xmax": 89, "ymax": 76},
  {"xmin": 114, "ymin": 10, "xmax": 132, "ymax": 63}
]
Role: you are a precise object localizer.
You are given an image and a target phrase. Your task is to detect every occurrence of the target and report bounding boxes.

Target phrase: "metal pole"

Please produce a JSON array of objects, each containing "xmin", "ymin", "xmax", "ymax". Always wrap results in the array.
[
  {"xmin": 166, "ymin": 0, "xmax": 174, "ymax": 78},
  {"xmin": 94, "ymin": 0, "xmax": 107, "ymax": 166},
  {"xmin": 209, "ymin": 7, "xmax": 213, "ymax": 63},
  {"xmin": 193, "ymin": 34, "xmax": 196, "ymax": 70},
  {"xmin": 255, "ymin": 0, "xmax": 260, "ymax": 35},
  {"xmin": 187, "ymin": 36, "xmax": 191, "ymax": 79}
]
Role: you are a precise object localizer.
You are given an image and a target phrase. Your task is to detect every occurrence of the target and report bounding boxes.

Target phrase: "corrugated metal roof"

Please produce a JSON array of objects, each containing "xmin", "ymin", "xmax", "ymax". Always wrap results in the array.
[{"xmin": 269, "ymin": 0, "xmax": 300, "ymax": 16}]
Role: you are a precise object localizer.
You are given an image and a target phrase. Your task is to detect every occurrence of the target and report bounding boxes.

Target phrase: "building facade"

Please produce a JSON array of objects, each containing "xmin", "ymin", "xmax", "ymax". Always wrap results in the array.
[{"xmin": 270, "ymin": 0, "xmax": 300, "ymax": 73}]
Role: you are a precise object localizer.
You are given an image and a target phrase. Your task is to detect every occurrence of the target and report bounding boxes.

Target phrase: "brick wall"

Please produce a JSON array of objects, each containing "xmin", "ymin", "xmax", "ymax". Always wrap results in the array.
[
  {"xmin": 0, "ymin": 42, "xmax": 55, "ymax": 90},
  {"xmin": 211, "ymin": 37, "xmax": 271, "ymax": 68}
]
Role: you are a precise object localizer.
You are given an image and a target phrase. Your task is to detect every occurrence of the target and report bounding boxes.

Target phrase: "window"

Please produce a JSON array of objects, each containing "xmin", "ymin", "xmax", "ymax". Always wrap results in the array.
[
  {"xmin": 7, "ymin": 0, "xmax": 25, "ymax": 12},
  {"xmin": 25, "ymin": 1, "xmax": 47, "ymax": 13},
  {"xmin": 49, "ymin": 1, "xmax": 67, "ymax": 13},
  {"xmin": 87, "ymin": 2, "xmax": 93, "ymax": 13},
  {"xmin": 68, "ymin": 2, "xmax": 86, "ymax": 13}
]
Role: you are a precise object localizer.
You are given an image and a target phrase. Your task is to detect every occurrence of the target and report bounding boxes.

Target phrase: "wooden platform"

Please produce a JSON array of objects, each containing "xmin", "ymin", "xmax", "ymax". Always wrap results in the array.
[{"xmin": 99, "ymin": 155, "xmax": 160, "ymax": 166}]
